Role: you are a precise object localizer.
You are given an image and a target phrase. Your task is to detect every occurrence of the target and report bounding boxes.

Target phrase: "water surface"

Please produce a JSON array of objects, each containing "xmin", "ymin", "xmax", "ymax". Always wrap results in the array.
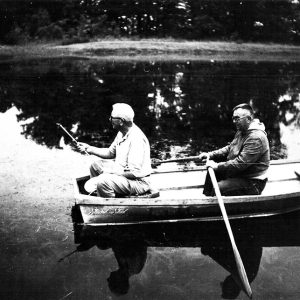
[{"xmin": 0, "ymin": 58, "xmax": 300, "ymax": 299}]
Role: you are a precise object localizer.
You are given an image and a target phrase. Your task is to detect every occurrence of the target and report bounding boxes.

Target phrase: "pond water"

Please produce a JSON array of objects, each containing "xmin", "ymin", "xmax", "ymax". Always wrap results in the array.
[
  {"xmin": 1, "ymin": 58, "xmax": 300, "ymax": 158},
  {"xmin": 0, "ymin": 58, "xmax": 300, "ymax": 299}
]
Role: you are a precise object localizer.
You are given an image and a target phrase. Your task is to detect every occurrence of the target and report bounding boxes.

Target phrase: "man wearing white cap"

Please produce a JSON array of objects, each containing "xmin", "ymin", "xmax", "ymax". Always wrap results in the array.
[{"xmin": 77, "ymin": 103, "xmax": 155, "ymax": 198}]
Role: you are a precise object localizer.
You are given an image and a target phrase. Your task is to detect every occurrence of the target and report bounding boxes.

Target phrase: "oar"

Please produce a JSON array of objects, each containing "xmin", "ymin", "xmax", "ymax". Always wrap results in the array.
[
  {"xmin": 152, "ymin": 156, "xmax": 203, "ymax": 167},
  {"xmin": 207, "ymin": 164, "xmax": 253, "ymax": 299},
  {"xmin": 56, "ymin": 123, "xmax": 89, "ymax": 155},
  {"xmin": 152, "ymin": 156, "xmax": 300, "ymax": 168}
]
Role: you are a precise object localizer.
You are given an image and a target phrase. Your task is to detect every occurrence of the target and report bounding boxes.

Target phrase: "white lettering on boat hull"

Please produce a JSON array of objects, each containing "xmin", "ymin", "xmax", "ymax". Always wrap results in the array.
[{"xmin": 87, "ymin": 207, "xmax": 128, "ymax": 215}]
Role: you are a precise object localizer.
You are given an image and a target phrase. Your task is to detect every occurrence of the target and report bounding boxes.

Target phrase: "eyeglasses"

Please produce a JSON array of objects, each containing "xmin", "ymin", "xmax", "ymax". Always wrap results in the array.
[
  {"xmin": 109, "ymin": 116, "xmax": 123, "ymax": 122},
  {"xmin": 232, "ymin": 116, "xmax": 248, "ymax": 122}
]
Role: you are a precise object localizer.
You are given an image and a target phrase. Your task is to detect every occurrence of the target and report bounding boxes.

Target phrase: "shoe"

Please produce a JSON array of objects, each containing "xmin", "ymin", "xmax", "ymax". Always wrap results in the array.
[
  {"xmin": 128, "ymin": 189, "xmax": 160, "ymax": 198},
  {"xmin": 145, "ymin": 188, "xmax": 160, "ymax": 198},
  {"xmin": 116, "ymin": 189, "xmax": 160, "ymax": 198}
]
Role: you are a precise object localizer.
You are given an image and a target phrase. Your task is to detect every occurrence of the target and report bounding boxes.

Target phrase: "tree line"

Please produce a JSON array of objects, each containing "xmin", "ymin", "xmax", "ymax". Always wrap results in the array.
[{"xmin": 1, "ymin": 0, "xmax": 300, "ymax": 45}]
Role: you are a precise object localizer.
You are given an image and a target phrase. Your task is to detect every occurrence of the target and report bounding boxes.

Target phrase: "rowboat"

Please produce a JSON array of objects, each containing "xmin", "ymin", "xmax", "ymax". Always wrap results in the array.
[{"xmin": 72, "ymin": 158, "xmax": 300, "ymax": 226}]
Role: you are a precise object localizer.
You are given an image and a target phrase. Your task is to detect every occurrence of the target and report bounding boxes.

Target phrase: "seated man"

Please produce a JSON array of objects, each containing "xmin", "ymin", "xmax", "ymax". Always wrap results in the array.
[
  {"xmin": 199, "ymin": 103, "xmax": 270, "ymax": 196},
  {"xmin": 77, "ymin": 103, "xmax": 155, "ymax": 198}
]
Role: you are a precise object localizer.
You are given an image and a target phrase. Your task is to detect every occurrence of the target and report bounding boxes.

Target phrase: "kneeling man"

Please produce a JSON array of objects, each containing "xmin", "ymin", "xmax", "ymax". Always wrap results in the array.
[{"xmin": 78, "ymin": 103, "xmax": 153, "ymax": 198}]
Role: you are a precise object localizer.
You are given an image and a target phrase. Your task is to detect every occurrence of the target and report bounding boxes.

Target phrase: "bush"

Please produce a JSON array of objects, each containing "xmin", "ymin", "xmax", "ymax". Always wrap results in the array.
[
  {"xmin": 4, "ymin": 26, "xmax": 29, "ymax": 45},
  {"xmin": 61, "ymin": 36, "xmax": 90, "ymax": 45},
  {"xmin": 36, "ymin": 24, "xmax": 64, "ymax": 40}
]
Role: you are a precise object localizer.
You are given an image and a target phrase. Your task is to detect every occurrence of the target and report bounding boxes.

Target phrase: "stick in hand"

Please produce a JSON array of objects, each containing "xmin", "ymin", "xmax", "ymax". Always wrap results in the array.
[{"xmin": 56, "ymin": 123, "xmax": 89, "ymax": 155}]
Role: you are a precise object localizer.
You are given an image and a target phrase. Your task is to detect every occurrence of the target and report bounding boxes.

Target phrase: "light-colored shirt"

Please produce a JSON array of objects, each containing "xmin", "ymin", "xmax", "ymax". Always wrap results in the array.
[{"xmin": 108, "ymin": 124, "xmax": 152, "ymax": 178}]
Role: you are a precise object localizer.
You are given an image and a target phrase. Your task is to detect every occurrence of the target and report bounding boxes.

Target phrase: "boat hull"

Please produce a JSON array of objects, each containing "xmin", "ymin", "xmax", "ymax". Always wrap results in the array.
[
  {"xmin": 72, "ymin": 193, "xmax": 300, "ymax": 226},
  {"xmin": 72, "ymin": 159, "xmax": 300, "ymax": 226}
]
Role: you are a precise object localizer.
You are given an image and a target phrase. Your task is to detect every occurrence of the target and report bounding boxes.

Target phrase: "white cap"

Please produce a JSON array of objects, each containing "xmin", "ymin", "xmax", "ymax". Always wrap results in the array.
[{"xmin": 111, "ymin": 103, "xmax": 135, "ymax": 122}]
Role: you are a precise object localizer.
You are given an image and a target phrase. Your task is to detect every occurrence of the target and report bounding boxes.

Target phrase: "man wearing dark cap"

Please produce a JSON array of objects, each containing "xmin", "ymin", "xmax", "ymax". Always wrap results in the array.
[
  {"xmin": 199, "ymin": 103, "xmax": 270, "ymax": 196},
  {"xmin": 78, "ymin": 103, "xmax": 154, "ymax": 198}
]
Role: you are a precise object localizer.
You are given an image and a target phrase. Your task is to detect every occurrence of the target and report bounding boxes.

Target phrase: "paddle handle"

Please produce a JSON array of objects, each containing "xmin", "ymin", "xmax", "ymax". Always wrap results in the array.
[{"xmin": 208, "ymin": 167, "xmax": 253, "ymax": 299}]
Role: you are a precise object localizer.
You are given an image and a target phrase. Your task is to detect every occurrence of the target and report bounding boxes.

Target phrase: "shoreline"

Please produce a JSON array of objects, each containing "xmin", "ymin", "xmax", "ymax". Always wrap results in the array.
[{"xmin": 1, "ymin": 39, "xmax": 300, "ymax": 62}]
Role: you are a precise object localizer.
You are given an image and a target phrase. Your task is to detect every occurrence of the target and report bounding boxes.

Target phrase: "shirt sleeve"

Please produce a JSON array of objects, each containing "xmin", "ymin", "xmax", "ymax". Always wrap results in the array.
[
  {"xmin": 108, "ymin": 135, "xmax": 118, "ymax": 158},
  {"xmin": 209, "ymin": 145, "xmax": 230, "ymax": 161}
]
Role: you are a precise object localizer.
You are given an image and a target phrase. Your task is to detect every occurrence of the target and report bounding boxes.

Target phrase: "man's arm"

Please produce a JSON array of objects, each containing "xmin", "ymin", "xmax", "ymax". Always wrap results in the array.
[
  {"xmin": 86, "ymin": 146, "xmax": 114, "ymax": 158},
  {"xmin": 77, "ymin": 142, "xmax": 115, "ymax": 159},
  {"xmin": 199, "ymin": 145, "xmax": 230, "ymax": 162},
  {"xmin": 208, "ymin": 145, "xmax": 230, "ymax": 161}
]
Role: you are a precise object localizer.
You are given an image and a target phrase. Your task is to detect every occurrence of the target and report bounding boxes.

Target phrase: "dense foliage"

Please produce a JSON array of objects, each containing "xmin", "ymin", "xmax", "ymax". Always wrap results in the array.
[{"xmin": 1, "ymin": 0, "xmax": 300, "ymax": 45}]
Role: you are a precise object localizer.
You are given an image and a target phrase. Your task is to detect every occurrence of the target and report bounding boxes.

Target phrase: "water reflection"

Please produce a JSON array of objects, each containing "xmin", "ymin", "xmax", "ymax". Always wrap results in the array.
[
  {"xmin": 0, "ymin": 59, "xmax": 300, "ymax": 159},
  {"xmin": 201, "ymin": 244, "xmax": 262, "ymax": 299},
  {"xmin": 72, "ymin": 211, "xmax": 300, "ymax": 299},
  {"xmin": 107, "ymin": 241, "xmax": 147, "ymax": 296}
]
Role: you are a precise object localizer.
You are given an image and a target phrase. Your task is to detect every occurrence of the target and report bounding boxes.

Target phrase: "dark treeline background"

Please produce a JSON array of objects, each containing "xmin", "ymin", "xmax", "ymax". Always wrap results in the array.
[{"xmin": 1, "ymin": 0, "xmax": 300, "ymax": 45}]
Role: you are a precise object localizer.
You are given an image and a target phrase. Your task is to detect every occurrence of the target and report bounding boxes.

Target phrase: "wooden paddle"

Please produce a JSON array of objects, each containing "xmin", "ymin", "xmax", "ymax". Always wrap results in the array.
[{"xmin": 207, "ymin": 164, "xmax": 253, "ymax": 299}]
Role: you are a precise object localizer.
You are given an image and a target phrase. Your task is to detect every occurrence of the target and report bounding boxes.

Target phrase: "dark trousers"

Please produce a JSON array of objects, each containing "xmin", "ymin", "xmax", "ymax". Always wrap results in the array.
[{"xmin": 203, "ymin": 170, "xmax": 267, "ymax": 196}]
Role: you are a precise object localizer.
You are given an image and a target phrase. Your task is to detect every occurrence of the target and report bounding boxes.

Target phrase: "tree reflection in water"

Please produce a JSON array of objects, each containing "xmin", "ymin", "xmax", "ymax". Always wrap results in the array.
[
  {"xmin": 0, "ymin": 59, "xmax": 299, "ymax": 159},
  {"xmin": 71, "ymin": 211, "xmax": 300, "ymax": 299}
]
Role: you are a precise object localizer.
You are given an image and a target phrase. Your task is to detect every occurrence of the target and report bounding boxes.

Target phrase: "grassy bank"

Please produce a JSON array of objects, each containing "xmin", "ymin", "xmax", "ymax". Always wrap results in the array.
[{"xmin": 1, "ymin": 39, "xmax": 300, "ymax": 62}]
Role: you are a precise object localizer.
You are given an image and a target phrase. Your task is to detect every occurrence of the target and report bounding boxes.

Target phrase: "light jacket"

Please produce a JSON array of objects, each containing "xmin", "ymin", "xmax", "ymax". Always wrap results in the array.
[{"xmin": 208, "ymin": 119, "xmax": 270, "ymax": 179}]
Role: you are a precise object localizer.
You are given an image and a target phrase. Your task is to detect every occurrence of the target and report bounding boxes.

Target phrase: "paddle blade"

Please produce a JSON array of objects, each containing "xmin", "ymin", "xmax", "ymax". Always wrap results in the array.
[{"xmin": 232, "ymin": 244, "xmax": 253, "ymax": 298}]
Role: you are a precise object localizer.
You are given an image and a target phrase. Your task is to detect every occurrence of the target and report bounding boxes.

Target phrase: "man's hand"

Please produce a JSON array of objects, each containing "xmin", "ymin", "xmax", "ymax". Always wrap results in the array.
[
  {"xmin": 151, "ymin": 158, "xmax": 161, "ymax": 168},
  {"xmin": 77, "ymin": 142, "xmax": 90, "ymax": 154},
  {"xmin": 206, "ymin": 160, "xmax": 218, "ymax": 170},
  {"xmin": 199, "ymin": 152, "xmax": 209, "ymax": 162}
]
